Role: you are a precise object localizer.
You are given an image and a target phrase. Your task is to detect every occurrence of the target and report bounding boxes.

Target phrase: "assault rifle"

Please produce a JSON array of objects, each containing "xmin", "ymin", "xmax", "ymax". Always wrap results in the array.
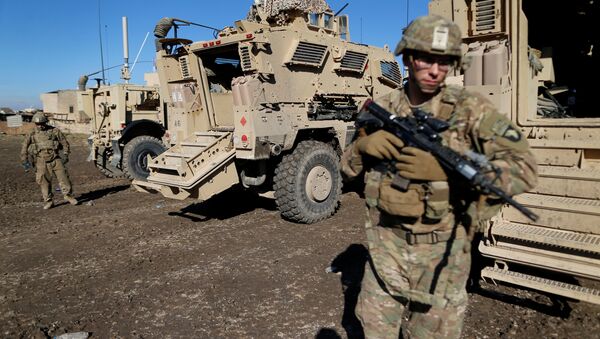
[{"xmin": 357, "ymin": 99, "xmax": 538, "ymax": 222}]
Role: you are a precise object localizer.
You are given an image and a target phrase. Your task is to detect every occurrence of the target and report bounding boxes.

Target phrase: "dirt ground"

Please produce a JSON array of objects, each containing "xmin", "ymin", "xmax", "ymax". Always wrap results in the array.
[{"xmin": 1, "ymin": 132, "xmax": 599, "ymax": 339}]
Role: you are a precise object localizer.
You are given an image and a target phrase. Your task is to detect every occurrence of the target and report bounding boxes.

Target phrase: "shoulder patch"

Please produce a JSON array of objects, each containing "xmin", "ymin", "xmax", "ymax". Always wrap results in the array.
[{"xmin": 491, "ymin": 119, "xmax": 522, "ymax": 142}]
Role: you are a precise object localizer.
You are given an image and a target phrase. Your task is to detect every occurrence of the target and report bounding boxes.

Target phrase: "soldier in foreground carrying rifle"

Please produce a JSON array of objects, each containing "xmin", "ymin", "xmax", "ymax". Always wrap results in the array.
[{"xmin": 341, "ymin": 15, "xmax": 538, "ymax": 338}]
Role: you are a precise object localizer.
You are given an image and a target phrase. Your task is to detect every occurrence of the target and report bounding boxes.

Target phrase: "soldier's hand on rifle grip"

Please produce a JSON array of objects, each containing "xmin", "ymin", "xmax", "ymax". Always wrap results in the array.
[
  {"xmin": 395, "ymin": 147, "xmax": 447, "ymax": 181},
  {"xmin": 355, "ymin": 130, "xmax": 405, "ymax": 160}
]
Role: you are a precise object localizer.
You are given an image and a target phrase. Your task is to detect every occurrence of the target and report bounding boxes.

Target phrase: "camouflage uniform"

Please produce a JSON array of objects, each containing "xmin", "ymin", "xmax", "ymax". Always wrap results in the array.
[
  {"xmin": 341, "ymin": 15, "xmax": 538, "ymax": 339},
  {"xmin": 21, "ymin": 114, "xmax": 77, "ymax": 209}
]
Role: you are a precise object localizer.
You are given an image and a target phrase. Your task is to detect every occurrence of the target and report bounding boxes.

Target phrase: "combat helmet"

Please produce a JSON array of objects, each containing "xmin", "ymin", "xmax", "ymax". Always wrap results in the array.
[
  {"xmin": 32, "ymin": 112, "xmax": 48, "ymax": 124},
  {"xmin": 394, "ymin": 15, "xmax": 462, "ymax": 60}
]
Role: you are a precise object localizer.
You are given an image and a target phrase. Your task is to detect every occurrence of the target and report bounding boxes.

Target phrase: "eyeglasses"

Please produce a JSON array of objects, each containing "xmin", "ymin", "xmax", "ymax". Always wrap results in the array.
[{"xmin": 411, "ymin": 54, "xmax": 455, "ymax": 72}]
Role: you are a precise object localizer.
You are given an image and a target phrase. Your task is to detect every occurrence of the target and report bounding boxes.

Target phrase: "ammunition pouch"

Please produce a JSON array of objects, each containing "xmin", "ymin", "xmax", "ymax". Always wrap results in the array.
[
  {"xmin": 365, "ymin": 170, "xmax": 453, "ymax": 223},
  {"xmin": 423, "ymin": 181, "xmax": 450, "ymax": 222},
  {"xmin": 365, "ymin": 170, "xmax": 425, "ymax": 218}
]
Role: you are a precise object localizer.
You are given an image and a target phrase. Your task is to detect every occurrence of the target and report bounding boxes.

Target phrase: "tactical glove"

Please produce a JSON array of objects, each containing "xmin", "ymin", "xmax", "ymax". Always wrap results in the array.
[
  {"xmin": 395, "ymin": 147, "xmax": 447, "ymax": 181},
  {"xmin": 355, "ymin": 130, "xmax": 405, "ymax": 160},
  {"xmin": 22, "ymin": 161, "xmax": 32, "ymax": 171}
]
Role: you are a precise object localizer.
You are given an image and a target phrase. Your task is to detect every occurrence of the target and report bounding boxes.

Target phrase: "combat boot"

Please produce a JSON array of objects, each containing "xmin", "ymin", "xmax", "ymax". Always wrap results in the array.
[
  {"xmin": 64, "ymin": 195, "xmax": 79, "ymax": 205},
  {"xmin": 43, "ymin": 201, "xmax": 54, "ymax": 210}
]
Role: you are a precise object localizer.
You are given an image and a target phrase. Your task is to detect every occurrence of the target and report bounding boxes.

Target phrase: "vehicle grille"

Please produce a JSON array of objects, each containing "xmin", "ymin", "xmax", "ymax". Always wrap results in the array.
[
  {"xmin": 239, "ymin": 45, "xmax": 253, "ymax": 71},
  {"xmin": 179, "ymin": 56, "xmax": 191, "ymax": 79},
  {"xmin": 339, "ymin": 51, "xmax": 368, "ymax": 72},
  {"xmin": 290, "ymin": 41, "xmax": 328, "ymax": 67},
  {"xmin": 474, "ymin": 0, "xmax": 497, "ymax": 32}
]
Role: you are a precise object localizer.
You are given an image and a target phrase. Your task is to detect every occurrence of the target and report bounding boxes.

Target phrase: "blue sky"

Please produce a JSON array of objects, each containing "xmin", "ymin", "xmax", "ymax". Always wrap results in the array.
[{"xmin": 0, "ymin": 0, "xmax": 428, "ymax": 110}]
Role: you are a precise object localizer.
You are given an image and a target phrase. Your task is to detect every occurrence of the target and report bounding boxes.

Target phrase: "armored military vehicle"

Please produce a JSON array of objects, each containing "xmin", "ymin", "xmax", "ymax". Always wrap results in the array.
[
  {"xmin": 430, "ymin": 0, "xmax": 600, "ymax": 304},
  {"xmin": 87, "ymin": 17, "xmax": 169, "ymax": 181},
  {"xmin": 87, "ymin": 82, "xmax": 167, "ymax": 180},
  {"xmin": 132, "ymin": 0, "xmax": 402, "ymax": 223}
]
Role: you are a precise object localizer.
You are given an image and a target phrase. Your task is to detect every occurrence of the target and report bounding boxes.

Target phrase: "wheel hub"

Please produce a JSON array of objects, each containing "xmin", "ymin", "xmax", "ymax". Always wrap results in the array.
[
  {"xmin": 138, "ymin": 151, "xmax": 153, "ymax": 170},
  {"xmin": 305, "ymin": 165, "xmax": 332, "ymax": 202}
]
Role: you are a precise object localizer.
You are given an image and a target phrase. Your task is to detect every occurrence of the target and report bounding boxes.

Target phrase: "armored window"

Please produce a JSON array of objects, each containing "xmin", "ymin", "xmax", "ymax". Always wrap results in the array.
[
  {"xmin": 324, "ymin": 14, "xmax": 333, "ymax": 30},
  {"xmin": 179, "ymin": 56, "xmax": 191, "ymax": 79},
  {"xmin": 287, "ymin": 41, "xmax": 328, "ymax": 68},
  {"xmin": 338, "ymin": 15, "xmax": 349, "ymax": 41},
  {"xmin": 309, "ymin": 13, "xmax": 319, "ymax": 26},
  {"xmin": 379, "ymin": 61, "xmax": 402, "ymax": 86},
  {"xmin": 215, "ymin": 58, "xmax": 240, "ymax": 67},
  {"xmin": 337, "ymin": 51, "xmax": 368, "ymax": 73}
]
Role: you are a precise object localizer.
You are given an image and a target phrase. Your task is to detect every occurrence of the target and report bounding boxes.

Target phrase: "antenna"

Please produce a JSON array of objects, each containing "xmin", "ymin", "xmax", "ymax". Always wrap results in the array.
[
  {"xmin": 406, "ymin": 0, "xmax": 410, "ymax": 28},
  {"xmin": 334, "ymin": 3, "xmax": 349, "ymax": 16},
  {"xmin": 98, "ymin": 0, "xmax": 106, "ymax": 85},
  {"xmin": 121, "ymin": 17, "xmax": 131, "ymax": 82},
  {"xmin": 360, "ymin": 17, "xmax": 363, "ymax": 44},
  {"xmin": 130, "ymin": 32, "xmax": 150, "ymax": 76}
]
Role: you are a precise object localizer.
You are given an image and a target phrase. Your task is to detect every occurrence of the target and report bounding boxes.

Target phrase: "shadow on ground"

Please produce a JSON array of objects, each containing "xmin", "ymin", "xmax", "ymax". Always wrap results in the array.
[
  {"xmin": 168, "ymin": 187, "xmax": 277, "ymax": 222},
  {"xmin": 75, "ymin": 184, "xmax": 131, "ymax": 204},
  {"xmin": 327, "ymin": 243, "xmax": 369, "ymax": 339}
]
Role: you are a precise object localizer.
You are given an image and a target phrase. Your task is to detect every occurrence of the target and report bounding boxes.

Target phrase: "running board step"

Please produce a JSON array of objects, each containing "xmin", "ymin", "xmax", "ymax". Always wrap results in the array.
[
  {"xmin": 163, "ymin": 151, "xmax": 193, "ymax": 159},
  {"xmin": 537, "ymin": 165, "xmax": 600, "ymax": 182},
  {"xmin": 503, "ymin": 193, "xmax": 600, "ymax": 233},
  {"xmin": 481, "ymin": 266, "xmax": 600, "ymax": 305},
  {"xmin": 491, "ymin": 220, "xmax": 600, "ymax": 254},
  {"xmin": 533, "ymin": 166, "xmax": 600, "ymax": 200},
  {"xmin": 514, "ymin": 193, "xmax": 600, "ymax": 215},
  {"xmin": 134, "ymin": 131, "xmax": 239, "ymax": 201},
  {"xmin": 478, "ymin": 241, "xmax": 600, "ymax": 280}
]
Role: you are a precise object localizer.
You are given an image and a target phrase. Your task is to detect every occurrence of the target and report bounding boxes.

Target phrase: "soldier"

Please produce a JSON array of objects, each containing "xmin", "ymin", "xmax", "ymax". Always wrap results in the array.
[
  {"xmin": 21, "ymin": 112, "xmax": 79, "ymax": 210},
  {"xmin": 341, "ymin": 15, "xmax": 538, "ymax": 338}
]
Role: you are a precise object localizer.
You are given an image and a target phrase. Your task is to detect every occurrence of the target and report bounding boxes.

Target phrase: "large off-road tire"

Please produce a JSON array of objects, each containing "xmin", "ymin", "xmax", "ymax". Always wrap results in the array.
[
  {"xmin": 94, "ymin": 153, "xmax": 126, "ymax": 178},
  {"xmin": 122, "ymin": 136, "xmax": 167, "ymax": 181},
  {"xmin": 274, "ymin": 140, "xmax": 342, "ymax": 224}
]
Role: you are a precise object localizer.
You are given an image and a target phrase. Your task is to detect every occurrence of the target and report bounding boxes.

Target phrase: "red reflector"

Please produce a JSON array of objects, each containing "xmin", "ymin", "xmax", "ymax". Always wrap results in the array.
[
  {"xmin": 209, "ymin": 41, "xmax": 215, "ymax": 46},
  {"xmin": 202, "ymin": 43, "xmax": 208, "ymax": 48},
  {"xmin": 241, "ymin": 135, "xmax": 248, "ymax": 142},
  {"xmin": 120, "ymin": 123, "xmax": 126, "ymax": 129},
  {"xmin": 216, "ymin": 40, "xmax": 221, "ymax": 45},
  {"xmin": 240, "ymin": 116, "xmax": 247, "ymax": 126},
  {"xmin": 246, "ymin": 34, "xmax": 253, "ymax": 39}
]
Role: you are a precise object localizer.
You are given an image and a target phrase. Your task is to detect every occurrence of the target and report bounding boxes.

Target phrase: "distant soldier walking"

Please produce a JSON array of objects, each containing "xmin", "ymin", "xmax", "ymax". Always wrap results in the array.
[
  {"xmin": 342, "ymin": 15, "xmax": 537, "ymax": 338},
  {"xmin": 21, "ymin": 112, "xmax": 78, "ymax": 209}
]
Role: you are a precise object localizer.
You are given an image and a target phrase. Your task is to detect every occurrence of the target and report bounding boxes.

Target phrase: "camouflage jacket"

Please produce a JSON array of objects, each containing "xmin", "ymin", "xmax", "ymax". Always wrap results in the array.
[
  {"xmin": 21, "ymin": 126, "xmax": 70, "ymax": 163},
  {"xmin": 341, "ymin": 85, "xmax": 538, "ymax": 233}
]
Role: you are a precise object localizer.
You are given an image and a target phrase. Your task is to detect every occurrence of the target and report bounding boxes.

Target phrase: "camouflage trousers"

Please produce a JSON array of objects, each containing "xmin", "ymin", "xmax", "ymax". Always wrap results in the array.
[
  {"xmin": 35, "ymin": 157, "xmax": 73, "ymax": 202},
  {"xmin": 356, "ymin": 214, "xmax": 470, "ymax": 338}
]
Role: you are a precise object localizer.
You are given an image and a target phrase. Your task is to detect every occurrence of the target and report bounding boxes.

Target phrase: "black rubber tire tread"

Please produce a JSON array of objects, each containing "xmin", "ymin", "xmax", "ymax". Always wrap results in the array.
[
  {"xmin": 273, "ymin": 140, "xmax": 342, "ymax": 224},
  {"xmin": 94, "ymin": 154, "xmax": 126, "ymax": 178},
  {"xmin": 122, "ymin": 135, "xmax": 167, "ymax": 181}
]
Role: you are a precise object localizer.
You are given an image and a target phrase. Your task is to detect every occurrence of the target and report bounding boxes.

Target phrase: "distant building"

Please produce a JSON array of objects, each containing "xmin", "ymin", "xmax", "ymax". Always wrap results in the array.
[
  {"xmin": 40, "ymin": 89, "xmax": 92, "ymax": 123},
  {"xmin": 0, "ymin": 107, "xmax": 16, "ymax": 121}
]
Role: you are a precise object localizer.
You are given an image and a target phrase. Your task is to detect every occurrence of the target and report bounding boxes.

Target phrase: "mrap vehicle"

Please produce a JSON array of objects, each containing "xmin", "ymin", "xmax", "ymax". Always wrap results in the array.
[
  {"xmin": 430, "ymin": 0, "xmax": 600, "ymax": 304},
  {"xmin": 133, "ymin": 1, "xmax": 402, "ymax": 223}
]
